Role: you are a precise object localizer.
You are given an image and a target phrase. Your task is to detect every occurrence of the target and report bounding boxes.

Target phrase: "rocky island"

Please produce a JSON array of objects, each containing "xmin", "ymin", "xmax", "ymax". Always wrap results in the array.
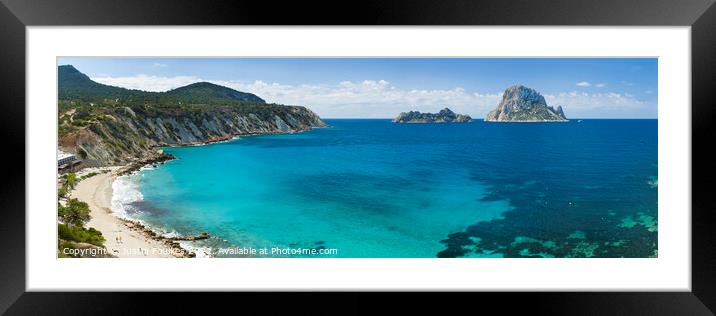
[
  {"xmin": 485, "ymin": 85, "xmax": 567, "ymax": 122},
  {"xmin": 392, "ymin": 108, "xmax": 472, "ymax": 123}
]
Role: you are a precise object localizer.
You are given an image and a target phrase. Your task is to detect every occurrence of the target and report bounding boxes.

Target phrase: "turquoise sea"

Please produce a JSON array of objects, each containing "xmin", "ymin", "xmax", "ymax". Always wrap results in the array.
[{"xmin": 113, "ymin": 119, "xmax": 658, "ymax": 258}]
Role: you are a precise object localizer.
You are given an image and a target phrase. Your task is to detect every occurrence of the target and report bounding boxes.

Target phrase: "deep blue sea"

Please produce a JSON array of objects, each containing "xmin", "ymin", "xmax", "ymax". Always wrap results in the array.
[{"xmin": 113, "ymin": 119, "xmax": 657, "ymax": 258}]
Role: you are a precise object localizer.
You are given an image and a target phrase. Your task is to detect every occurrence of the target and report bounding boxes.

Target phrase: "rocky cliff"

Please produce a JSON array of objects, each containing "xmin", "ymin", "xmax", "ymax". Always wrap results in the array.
[
  {"xmin": 485, "ymin": 85, "xmax": 567, "ymax": 122},
  {"xmin": 58, "ymin": 65, "xmax": 327, "ymax": 166},
  {"xmin": 393, "ymin": 108, "xmax": 472, "ymax": 123}
]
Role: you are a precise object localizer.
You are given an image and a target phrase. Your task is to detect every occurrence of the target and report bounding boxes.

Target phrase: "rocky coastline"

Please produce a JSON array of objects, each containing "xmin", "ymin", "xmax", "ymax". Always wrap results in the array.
[
  {"xmin": 118, "ymin": 218, "xmax": 210, "ymax": 258},
  {"xmin": 116, "ymin": 151, "xmax": 176, "ymax": 176}
]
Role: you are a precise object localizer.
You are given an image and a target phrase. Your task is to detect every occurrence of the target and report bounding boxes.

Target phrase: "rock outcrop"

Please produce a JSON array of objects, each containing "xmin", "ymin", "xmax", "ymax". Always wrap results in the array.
[
  {"xmin": 485, "ymin": 85, "xmax": 567, "ymax": 122},
  {"xmin": 60, "ymin": 104, "xmax": 327, "ymax": 166},
  {"xmin": 393, "ymin": 108, "xmax": 472, "ymax": 123}
]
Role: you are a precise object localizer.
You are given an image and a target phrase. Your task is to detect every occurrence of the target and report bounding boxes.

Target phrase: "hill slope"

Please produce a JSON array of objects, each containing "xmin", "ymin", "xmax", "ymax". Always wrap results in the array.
[
  {"xmin": 165, "ymin": 82, "xmax": 265, "ymax": 103},
  {"xmin": 57, "ymin": 65, "xmax": 326, "ymax": 166}
]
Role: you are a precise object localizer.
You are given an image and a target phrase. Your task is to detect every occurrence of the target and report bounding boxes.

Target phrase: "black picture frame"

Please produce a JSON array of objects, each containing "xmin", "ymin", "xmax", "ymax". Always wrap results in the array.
[{"xmin": 1, "ymin": 0, "xmax": 714, "ymax": 314}]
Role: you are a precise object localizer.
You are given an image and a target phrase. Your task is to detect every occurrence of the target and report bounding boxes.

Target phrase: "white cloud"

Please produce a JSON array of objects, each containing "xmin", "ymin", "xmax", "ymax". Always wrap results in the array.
[
  {"xmin": 595, "ymin": 83, "xmax": 606, "ymax": 88},
  {"xmin": 92, "ymin": 75, "xmax": 502, "ymax": 118},
  {"xmin": 93, "ymin": 74, "xmax": 202, "ymax": 92},
  {"xmin": 151, "ymin": 63, "xmax": 168, "ymax": 68},
  {"xmin": 91, "ymin": 75, "xmax": 651, "ymax": 118},
  {"xmin": 576, "ymin": 81, "xmax": 591, "ymax": 87},
  {"xmin": 544, "ymin": 91, "xmax": 646, "ymax": 116},
  {"xmin": 230, "ymin": 80, "xmax": 506, "ymax": 118}
]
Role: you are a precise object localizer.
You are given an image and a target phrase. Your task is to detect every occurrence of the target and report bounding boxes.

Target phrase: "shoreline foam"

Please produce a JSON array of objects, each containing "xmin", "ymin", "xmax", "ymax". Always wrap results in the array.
[{"xmin": 70, "ymin": 167, "xmax": 197, "ymax": 258}]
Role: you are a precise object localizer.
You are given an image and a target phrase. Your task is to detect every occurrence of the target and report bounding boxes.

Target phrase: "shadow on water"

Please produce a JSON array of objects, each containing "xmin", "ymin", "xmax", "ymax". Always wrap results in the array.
[{"xmin": 437, "ymin": 120, "xmax": 658, "ymax": 258}]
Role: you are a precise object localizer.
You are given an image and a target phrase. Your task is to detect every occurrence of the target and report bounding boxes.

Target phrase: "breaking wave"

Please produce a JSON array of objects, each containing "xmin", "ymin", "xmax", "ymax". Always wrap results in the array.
[{"xmin": 111, "ymin": 175, "xmax": 144, "ymax": 219}]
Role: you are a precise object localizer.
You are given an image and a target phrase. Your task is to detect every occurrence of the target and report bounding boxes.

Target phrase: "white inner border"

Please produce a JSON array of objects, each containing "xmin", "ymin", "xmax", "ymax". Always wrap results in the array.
[{"xmin": 27, "ymin": 27, "xmax": 690, "ymax": 291}]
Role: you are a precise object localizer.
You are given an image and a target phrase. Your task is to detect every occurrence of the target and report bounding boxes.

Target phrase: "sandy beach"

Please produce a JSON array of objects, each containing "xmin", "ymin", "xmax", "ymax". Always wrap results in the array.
[{"xmin": 70, "ymin": 167, "xmax": 179, "ymax": 258}]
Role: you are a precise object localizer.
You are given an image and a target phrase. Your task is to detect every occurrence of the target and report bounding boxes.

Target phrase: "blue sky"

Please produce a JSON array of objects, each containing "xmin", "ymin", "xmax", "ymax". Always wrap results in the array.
[{"xmin": 59, "ymin": 57, "xmax": 658, "ymax": 118}]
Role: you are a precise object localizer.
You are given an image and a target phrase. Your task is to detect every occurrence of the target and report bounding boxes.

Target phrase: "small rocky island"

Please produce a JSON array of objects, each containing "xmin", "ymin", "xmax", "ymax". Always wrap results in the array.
[
  {"xmin": 485, "ymin": 85, "xmax": 568, "ymax": 122},
  {"xmin": 392, "ymin": 108, "xmax": 472, "ymax": 123}
]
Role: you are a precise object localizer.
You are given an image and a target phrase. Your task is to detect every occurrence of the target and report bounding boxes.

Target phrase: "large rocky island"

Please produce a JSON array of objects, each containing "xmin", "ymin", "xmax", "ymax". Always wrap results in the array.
[
  {"xmin": 485, "ymin": 85, "xmax": 568, "ymax": 122},
  {"xmin": 57, "ymin": 65, "xmax": 327, "ymax": 166},
  {"xmin": 393, "ymin": 108, "xmax": 472, "ymax": 123}
]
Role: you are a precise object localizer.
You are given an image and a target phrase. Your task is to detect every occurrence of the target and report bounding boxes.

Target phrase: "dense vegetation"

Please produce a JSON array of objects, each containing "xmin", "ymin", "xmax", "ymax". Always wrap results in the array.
[
  {"xmin": 57, "ymin": 173, "xmax": 108, "ymax": 257},
  {"xmin": 58, "ymin": 198, "xmax": 91, "ymax": 227},
  {"xmin": 57, "ymin": 173, "xmax": 77, "ymax": 198},
  {"xmin": 58, "ymin": 224, "xmax": 105, "ymax": 247},
  {"xmin": 57, "ymin": 197, "xmax": 107, "ymax": 257}
]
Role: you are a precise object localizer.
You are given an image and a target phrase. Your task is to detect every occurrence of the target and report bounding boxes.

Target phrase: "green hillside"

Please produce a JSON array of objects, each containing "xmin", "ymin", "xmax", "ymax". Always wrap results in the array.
[
  {"xmin": 57, "ymin": 65, "xmax": 326, "ymax": 166},
  {"xmin": 58, "ymin": 65, "xmax": 266, "ymax": 112}
]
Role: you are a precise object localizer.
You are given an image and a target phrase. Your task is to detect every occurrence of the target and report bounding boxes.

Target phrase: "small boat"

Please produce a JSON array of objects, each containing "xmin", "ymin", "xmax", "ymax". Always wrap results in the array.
[{"xmin": 577, "ymin": 120, "xmax": 583, "ymax": 123}]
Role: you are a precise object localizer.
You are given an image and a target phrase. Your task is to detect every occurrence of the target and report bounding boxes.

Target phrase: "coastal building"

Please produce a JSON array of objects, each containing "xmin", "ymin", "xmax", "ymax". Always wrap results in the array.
[{"xmin": 58, "ymin": 149, "xmax": 78, "ymax": 169}]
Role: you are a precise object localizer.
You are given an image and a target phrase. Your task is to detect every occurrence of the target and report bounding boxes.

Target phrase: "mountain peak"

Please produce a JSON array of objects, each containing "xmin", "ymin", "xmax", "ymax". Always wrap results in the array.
[
  {"xmin": 503, "ymin": 85, "xmax": 544, "ymax": 103},
  {"xmin": 485, "ymin": 85, "xmax": 567, "ymax": 122},
  {"xmin": 58, "ymin": 64, "xmax": 136, "ymax": 100},
  {"xmin": 167, "ymin": 81, "xmax": 265, "ymax": 103},
  {"xmin": 183, "ymin": 81, "xmax": 224, "ymax": 88},
  {"xmin": 59, "ymin": 64, "xmax": 81, "ymax": 74},
  {"xmin": 58, "ymin": 64, "xmax": 91, "ymax": 82}
]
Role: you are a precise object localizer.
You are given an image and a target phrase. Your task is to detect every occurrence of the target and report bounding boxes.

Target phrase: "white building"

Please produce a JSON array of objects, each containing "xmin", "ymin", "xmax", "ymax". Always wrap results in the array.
[{"xmin": 58, "ymin": 150, "xmax": 76, "ymax": 167}]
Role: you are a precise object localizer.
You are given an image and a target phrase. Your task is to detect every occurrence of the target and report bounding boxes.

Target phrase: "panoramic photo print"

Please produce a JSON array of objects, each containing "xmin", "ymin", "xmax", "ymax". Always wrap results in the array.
[{"xmin": 56, "ymin": 58, "xmax": 658, "ymax": 258}]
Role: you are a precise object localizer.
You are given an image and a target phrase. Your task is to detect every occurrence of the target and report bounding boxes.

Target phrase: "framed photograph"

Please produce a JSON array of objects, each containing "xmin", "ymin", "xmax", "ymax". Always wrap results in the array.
[{"xmin": 1, "ymin": 0, "xmax": 715, "ymax": 314}]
